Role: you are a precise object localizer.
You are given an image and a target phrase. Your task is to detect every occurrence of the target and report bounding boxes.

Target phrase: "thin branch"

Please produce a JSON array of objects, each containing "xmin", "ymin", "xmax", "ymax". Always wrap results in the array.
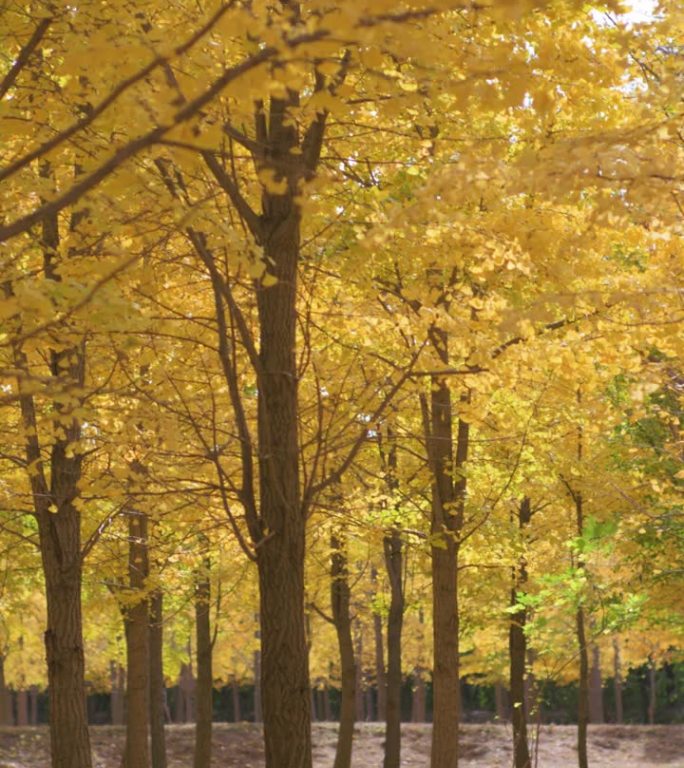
[{"xmin": 0, "ymin": 16, "xmax": 52, "ymax": 101}]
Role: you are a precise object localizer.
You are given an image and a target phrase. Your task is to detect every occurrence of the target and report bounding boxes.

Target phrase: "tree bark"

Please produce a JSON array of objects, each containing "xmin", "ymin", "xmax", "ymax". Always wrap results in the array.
[
  {"xmin": 231, "ymin": 677, "xmax": 241, "ymax": 722},
  {"xmin": 573, "ymin": 484, "xmax": 590, "ymax": 768},
  {"xmin": 383, "ymin": 527, "xmax": 404, "ymax": 768},
  {"xmin": 0, "ymin": 656, "xmax": 12, "ymax": 725},
  {"xmin": 255, "ymin": 117, "xmax": 312, "ymax": 765},
  {"xmin": 412, "ymin": 669, "xmax": 427, "ymax": 723},
  {"xmin": 372, "ymin": 567, "xmax": 387, "ymax": 722},
  {"xmin": 510, "ymin": 497, "xmax": 532, "ymax": 768},
  {"xmin": 576, "ymin": 602, "xmax": 590, "ymax": 768},
  {"xmin": 253, "ymin": 647, "xmax": 262, "ymax": 723},
  {"xmin": 149, "ymin": 590, "xmax": 167, "ymax": 768},
  {"xmin": 122, "ymin": 510, "xmax": 150, "ymax": 768},
  {"xmin": 648, "ymin": 656, "xmax": 656, "ymax": 725},
  {"xmin": 423, "ymin": 323, "xmax": 468, "ymax": 768},
  {"xmin": 13, "ymin": 182, "xmax": 92, "ymax": 768},
  {"xmin": 494, "ymin": 682, "xmax": 508, "ymax": 722},
  {"xmin": 29, "ymin": 685, "xmax": 39, "ymax": 725},
  {"xmin": 330, "ymin": 533, "xmax": 356, "ymax": 768},
  {"xmin": 354, "ymin": 629, "xmax": 364, "ymax": 721},
  {"xmin": 111, "ymin": 661, "xmax": 125, "ymax": 726},
  {"xmin": 194, "ymin": 558, "xmax": 213, "ymax": 768},
  {"xmin": 17, "ymin": 688, "xmax": 28, "ymax": 726},
  {"xmin": 177, "ymin": 662, "xmax": 196, "ymax": 723},
  {"xmin": 612, "ymin": 639, "xmax": 623, "ymax": 725},
  {"xmin": 589, "ymin": 644, "xmax": 604, "ymax": 724}
]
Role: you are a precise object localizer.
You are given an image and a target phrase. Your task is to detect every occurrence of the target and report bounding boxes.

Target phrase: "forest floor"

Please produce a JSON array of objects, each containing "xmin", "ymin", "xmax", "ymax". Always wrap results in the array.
[{"xmin": 0, "ymin": 722, "xmax": 683, "ymax": 767}]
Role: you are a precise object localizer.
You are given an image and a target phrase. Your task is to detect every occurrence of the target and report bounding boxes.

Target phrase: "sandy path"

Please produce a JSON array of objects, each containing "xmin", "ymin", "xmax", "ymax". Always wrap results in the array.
[{"xmin": 1, "ymin": 722, "xmax": 682, "ymax": 767}]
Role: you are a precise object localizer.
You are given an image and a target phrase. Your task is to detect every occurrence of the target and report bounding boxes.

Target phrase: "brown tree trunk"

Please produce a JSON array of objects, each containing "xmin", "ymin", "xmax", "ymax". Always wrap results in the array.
[
  {"xmin": 510, "ymin": 497, "xmax": 532, "ymax": 768},
  {"xmin": 354, "ymin": 629, "xmax": 364, "ymax": 721},
  {"xmin": 412, "ymin": 670, "xmax": 427, "ymax": 723},
  {"xmin": 178, "ymin": 662, "xmax": 196, "ymax": 723},
  {"xmin": 494, "ymin": 682, "xmax": 508, "ymax": 722},
  {"xmin": 423, "ymin": 324, "xmax": 468, "ymax": 768},
  {"xmin": 589, "ymin": 644, "xmax": 604, "ymax": 724},
  {"xmin": 255, "ymin": 134, "xmax": 312, "ymax": 764},
  {"xmin": 40, "ymin": 507, "xmax": 93, "ymax": 768},
  {"xmin": 648, "ymin": 656, "xmax": 656, "ymax": 725},
  {"xmin": 29, "ymin": 686, "xmax": 39, "ymax": 725},
  {"xmin": 13, "ymin": 194, "xmax": 92, "ymax": 768},
  {"xmin": 0, "ymin": 656, "xmax": 11, "ymax": 725},
  {"xmin": 253, "ymin": 647, "xmax": 262, "ymax": 723},
  {"xmin": 194, "ymin": 558, "xmax": 213, "ymax": 768},
  {"xmin": 323, "ymin": 685, "xmax": 332, "ymax": 721},
  {"xmin": 17, "ymin": 688, "xmax": 28, "ymax": 726},
  {"xmin": 123, "ymin": 510, "xmax": 150, "ymax": 768},
  {"xmin": 576, "ymin": 604, "xmax": 590, "ymax": 768},
  {"xmin": 111, "ymin": 662, "xmax": 125, "ymax": 725},
  {"xmin": 383, "ymin": 527, "xmax": 404, "ymax": 768},
  {"xmin": 576, "ymin": 564, "xmax": 590, "ymax": 768},
  {"xmin": 149, "ymin": 591, "xmax": 167, "ymax": 768},
  {"xmin": 330, "ymin": 534, "xmax": 356, "ymax": 768},
  {"xmin": 372, "ymin": 567, "xmax": 387, "ymax": 722},
  {"xmin": 231, "ymin": 677, "xmax": 241, "ymax": 722},
  {"xmin": 612, "ymin": 639, "xmax": 623, "ymax": 725}
]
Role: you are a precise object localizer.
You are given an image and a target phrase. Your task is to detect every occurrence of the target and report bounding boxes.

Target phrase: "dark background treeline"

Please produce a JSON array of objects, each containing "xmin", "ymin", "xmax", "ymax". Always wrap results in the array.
[{"xmin": 3, "ymin": 662, "xmax": 683, "ymax": 727}]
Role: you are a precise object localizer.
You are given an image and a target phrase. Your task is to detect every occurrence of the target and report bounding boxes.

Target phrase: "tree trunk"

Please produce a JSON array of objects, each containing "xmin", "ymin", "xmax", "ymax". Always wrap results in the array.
[
  {"xmin": 648, "ymin": 656, "xmax": 656, "ymax": 725},
  {"xmin": 40, "ymin": 507, "xmax": 93, "ymax": 768},
  {"xmin": 354, "ymin": 629, "xmax": 364, "ymax": 721},
  {"xmin": 29, "ymin": 686, "xmax": 39, "ymax": 725},
  {"xmin": 0, "ymin": 657, "xmax": 12, "ymax": 726},
  {"xmin": 494, "ymin": 683, "xmax": 508, "ymax": 722},
  {"xmin": 253, "ymin": 648, "xmax": 262, "ymax": 723},
  {"xmin": 123, "ymin": 510, "xmax": 150, "ymax": 768},
  {"xmin": 330, "ymin": 533, "xmax": 356, "ymax": 768},
  {"xmin": 111, "ymin": 662, "xmax": 125, "ymax": 726},
  {"xmin": 576, "ymin": 605, "xmax": 590, "ymax": 768},
  {"xmin": 424, "ymin": 325, "xmax": 468, "ymax": 768},
  {"xmin": 231, "ymin": 678, "xmax": 241, "ymax": 723},
  {"xmin": 255, "ymin": 146, "xmax": 312, "ymax": 765},
  {"xmin": 589, "ymin": 644, "xmax": 604, "ymax": 724},
  {"xmin": 510, "ymin": 497, "xmax": 532, "ymax": 768},
  {"xmin": 612, "ymin": 639, "xmax": 623, "ymax": 725},
  {"xmin": 194, "ymin": 559, "xmax": 213, "ymax": 768},
  {"xmin": 412, "ymin": 670, "xmax": 427, "ymax": 723},
  {"xmin": 372, "ymin": 567, "xmax": 387, "ymax": 722},
  {"xmin": 149, "ymin": 591, "xmax": 167, "ymax": 768},
  {"xmin": 178, "ymin": 663, "xmax": 196, "ymax": 723},
  {"xmin": 383, "ymin": 528, "xmax": 404, "ymax": 768},
  {"xmin": 17, "ymin": 689, "xmax": 28, "ymax": 726}
]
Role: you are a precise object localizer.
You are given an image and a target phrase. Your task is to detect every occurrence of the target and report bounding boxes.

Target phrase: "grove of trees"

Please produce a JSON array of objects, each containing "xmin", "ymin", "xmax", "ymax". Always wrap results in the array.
[{"xmin": 0, "ymin": 1, "xmax": 682, "ymax": 767}]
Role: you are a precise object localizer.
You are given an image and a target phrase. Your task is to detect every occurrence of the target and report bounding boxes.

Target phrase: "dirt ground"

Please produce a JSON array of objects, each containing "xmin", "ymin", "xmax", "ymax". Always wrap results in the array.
[{"xmin": 0, "ymin": 722, "xmax": 683, "ymax": 767}]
